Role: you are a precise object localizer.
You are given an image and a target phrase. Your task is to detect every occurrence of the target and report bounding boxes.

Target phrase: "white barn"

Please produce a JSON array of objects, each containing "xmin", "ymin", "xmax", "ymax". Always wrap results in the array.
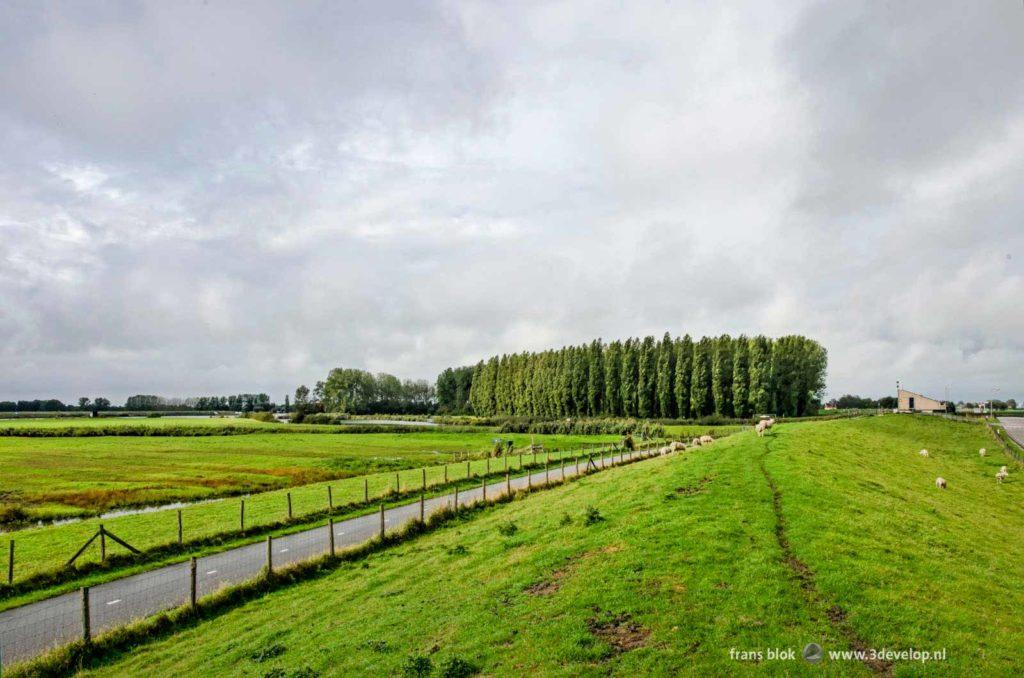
[{"xmin": 897, "ymin": 388, "xmax": 945, "ymax": 413}]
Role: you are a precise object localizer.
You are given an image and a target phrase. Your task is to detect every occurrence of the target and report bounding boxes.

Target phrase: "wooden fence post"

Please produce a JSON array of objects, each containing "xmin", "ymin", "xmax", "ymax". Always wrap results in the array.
[
  {"xmin": 561, "ymin": 456, "xmax": 565, "ymax": 480},
  {"xmin": 506, "ymin": 472, "xmax": 511, "ymax": 496},
  {"xmin": 189, "ymin": 557, "xmax": 197, "ymax": 610},
  {"xmin": 7, "ymin": 539, "xmax": 13, "ymax": 586},
  {"xmin": 395, "ymin": 473, "xmax": 400, "ymax": 494},
  {"xmin": 364, "ymin": 478, "xmax": 369, "ymax": 503},
  {"xmin": 466, "ymin": 461, "xmax": 471, "ymax": 479},
  {"xmin": 454, "ymin": 484, "xmax": 459, "ymax": 509},
  {"xmin": 545, "ymin": 460, "xmax": 549, "ymax": 485},
  {"xmin": 266, "ymin": 535, "xmax": 273, "ymax": 574},
  {"xmin": 328, "ymin": 485, "xmax": 333, "ymax": 511},
  {"xmin": 379, "ymin": 504, "xmax": 386, "ymax": 539},
  {"xmin": 81, "ymin": 587, "xmax": 91, "ymax": 643},
  {"xmin": 240, "ymin": 499, "xmax": 245, "ymax": 531},
  {"xmin": 444, "ymin": 464, "xmax": 448, "ymax": 484},
  {"xmin": 519, "ymin": 452, "xmax": 523, "ymax": 469},
  {"xmin": 177, "ymin": 510, "xmax": 183, "ymax": 545},
  {"xmin": 482, "ymin": 477, "xmax": 486, "ymax": 502},
  {"xmin": 99, "ymin": 524, "xmax": 106, "ymax": 562},
  {"xmin": 422, "ymin": 468, "xmax": 427, "ymax": 491},
  {"xmin": 420, "ymin": 494, "xmax": 425, "ymax": 522},
  {"xmin": 486, "ymin": 456, "xmax": 490, "ymax": 474},
  {"xmin": 329, "ymin": 518, "xmax": 336, "ymax": 557},
  {"xmin": 287, "ymin": 493, "xmax": 293, "ymax": 520}
]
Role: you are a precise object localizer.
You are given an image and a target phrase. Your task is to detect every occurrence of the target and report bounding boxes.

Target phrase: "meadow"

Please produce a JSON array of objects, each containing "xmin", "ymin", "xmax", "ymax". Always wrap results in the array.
[
  {"xmin": 55, "ymin": 415, "xmax": 1024, "ymax": 677},
  {"xmin": 0, "ymin": 430, "xmax": 624, "ymax": 524}
]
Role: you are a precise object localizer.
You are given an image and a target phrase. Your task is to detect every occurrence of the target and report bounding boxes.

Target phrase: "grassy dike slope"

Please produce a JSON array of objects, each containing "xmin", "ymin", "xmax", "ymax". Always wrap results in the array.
[{"xmin": 74, "ymin": 417, "xmax": 1023, "ymax": 677}]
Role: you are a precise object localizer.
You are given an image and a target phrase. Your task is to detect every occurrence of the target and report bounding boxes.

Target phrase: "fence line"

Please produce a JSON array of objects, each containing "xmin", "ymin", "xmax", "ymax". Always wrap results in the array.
[
  {"xmin": 2, "ymin": 440, "xmax": 658, "ymax": 590},
  {"xmin": 0, "ymin": 442, "xmax": 678, "ymax": 670}
]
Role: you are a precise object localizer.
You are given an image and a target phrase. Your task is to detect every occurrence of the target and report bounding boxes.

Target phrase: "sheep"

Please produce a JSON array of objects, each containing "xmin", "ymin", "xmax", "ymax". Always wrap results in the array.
[
  {"xmin": 996, "ymin": 469, "xmax": 1008, "ymax": 484},
  {"xmin": 765, "ymin": 418, "xmax": 776, "ymax": 429},
  {"xmin": 670, "ymin": 441, "xmax": 686, "ymax": 451},
  {"xmin": 691, "ymin": 437, "xmax": 702, "ymax": 447},
  {"xmin": 700, "ymin": 435, "xmax": 714, "ymax": 445},
  {"xmin": 1000, "ymin": 465, "xmax": 1008, "ymax": 473},
  {"xmin": 979, "ymin": 448, "xmax": 986, "ymax": 457},
  {"xmin": 659, "ymin": 446, "xmax": 672, "ymax": 456},
  {"xmin": 919, "ymin": 449, "xmax": 929, "ymax": 457},
  {"xmin": 935, "ymin": 477, "xmax": 947, "ymax": 489},
  {"xmin": 755, "ymin": 420, "xmax": 768, "ymax": 437}
]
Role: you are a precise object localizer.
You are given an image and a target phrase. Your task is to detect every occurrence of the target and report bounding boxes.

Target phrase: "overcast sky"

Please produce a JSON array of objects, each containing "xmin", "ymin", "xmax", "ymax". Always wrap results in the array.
[{"xmin": 1, "ymin": 1, "xmax": 1022, "ymax": 405}]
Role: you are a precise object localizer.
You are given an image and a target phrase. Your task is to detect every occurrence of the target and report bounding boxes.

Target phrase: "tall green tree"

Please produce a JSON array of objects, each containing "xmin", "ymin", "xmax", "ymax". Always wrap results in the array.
[
  {"xmin": 731, "ymin": 336, "xmax": 750, "ymax": 418},
  {"xmin": 604, "ymin": 341, "xmax": 623, "ymax": 417},
  {"xmin": 711, "ymin": 335, "xmax": 733, "ymax": 416},
  {"xmin": 674, "ymin": 335, "xmax": 693, "ymax": 419},
  {"xmin": 637, "ymin": 336, "xmax": 657, "ymax": 418},
  {"xmin": 690, "ymin": 337, "xmax": 714, "ymax": 417},
  {"xmin": 655, "ymin": 332, "xmax": 676, "ymax": 418},
  {"xmin": 620, "ymin": 339, "xmax": 639, "ymax": 417},
  {"xmin": 587, "ymin": 339, "xmax": 605, "ymax": 416},
  {"xmin": 748, "ymin": 336, "xmax": 773, "ymax": 415}
]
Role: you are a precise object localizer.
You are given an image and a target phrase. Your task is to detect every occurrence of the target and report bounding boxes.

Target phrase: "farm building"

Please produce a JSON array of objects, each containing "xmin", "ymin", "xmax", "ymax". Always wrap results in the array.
[{"xmin": 897, "ymin": 388, "xmax": 946, "ymax": 413}]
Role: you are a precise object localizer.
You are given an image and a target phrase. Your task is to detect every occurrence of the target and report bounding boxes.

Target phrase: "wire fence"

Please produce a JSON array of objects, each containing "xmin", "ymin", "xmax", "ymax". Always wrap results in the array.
[
  {"xmin": 2, "ymin": 441, "xmax": 646, "ymax": 589},
  {"xmin": 0, "ymin": 443, "xmax": 668, "ymax": 670}
]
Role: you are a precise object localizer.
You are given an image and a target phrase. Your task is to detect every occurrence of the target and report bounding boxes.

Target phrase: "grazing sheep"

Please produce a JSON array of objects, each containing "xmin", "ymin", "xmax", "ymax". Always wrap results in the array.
[
  {"xmin": 755, "ymin": 420, "xmax": 767, "ymax": 437},
  {"xmin": 1000, "ymin": 465, "xmax": 1008, "ymax": 473},
  {"xmin": 919, "ymin": 449, "xmax": 929, "ymax": 457},
  {"xmin": 659, "ymin": 446, "xmax": 672, "ymax": 456},
  {"xmin": 691, "ymin": 437, "xmax": 702, "ymax": 447},
  {"xmin": 671, "ymin": 441, "xmax": 686, "ymax": 451},
  {"xmin": 979, "ymin": 448, "xmax": 986, "ymax": 457},
  {"xmin": 935, "ymin": 477, "xmax": 947, "ymax": 489},
  {"xmin": 765, "ymin": 418, "xmax": 776, "ymax": 429},
  {"xmin": 700, "ymin": 435, "xmax": 714, "ymax": 445},
  {"xmin": 996, "ymin": 469, "xmax": 1008, "ymax": 484}
]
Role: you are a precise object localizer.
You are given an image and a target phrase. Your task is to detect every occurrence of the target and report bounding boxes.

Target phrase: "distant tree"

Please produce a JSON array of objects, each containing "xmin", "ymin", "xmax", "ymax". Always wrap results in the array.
[
  {"xmin": 673, "ymin": 335, "xmax": 693, "ymax": 419},
  {"xmin": 731, "ymin": 336, "xmax": 750, "ymax": 418},
  {"xmin": 586, "ymin": 339, "xmax": 604, "ymax": 416},
  {"xmin": 93, "ymin": 397, "xmax": 111, "ymax": 410},
  {"xmin": 1008, "ymin": 398, "xmax": 1018, "ymax": 410},
  {"xmin": 0, "ymin": 401, "xmax": 16, "ymax": 412},
  {"xmin": 78, "ymin": 397, "xmax": 91, "ymax": 410},
  {"xmin": 711, "ymin": 335, "xmax": 733, "ymax": 416},
  {"xmin": 877, "ymin": 396, "xmax": 897, "ymax": 409},
  {"xmin": 637, "ymin": 336, "xmax": 657, "ymax": 418},
  {"xmin": 690, "ymin": 338, "xmax": 714, "ymax": 417},
  {"xmin": 655, "ymin": 333, "xmax": 675, "ymax": 418},
  {"xmin": 620, "ymin": 339, "xmax": 639, "ymax": 417},
  {"xmin": 603, "ymin": 341, "xmax": 623, "ymax": 417},
  {"xmin": 747, "ymin": 336, "xmax": 773, "ymax": 415}
]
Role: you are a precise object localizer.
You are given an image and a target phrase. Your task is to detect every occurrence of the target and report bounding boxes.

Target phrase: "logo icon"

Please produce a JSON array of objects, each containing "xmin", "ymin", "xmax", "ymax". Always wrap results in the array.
[{"xmin": 803, "ymin": 642, "xmax": 824, "ymax": 663}]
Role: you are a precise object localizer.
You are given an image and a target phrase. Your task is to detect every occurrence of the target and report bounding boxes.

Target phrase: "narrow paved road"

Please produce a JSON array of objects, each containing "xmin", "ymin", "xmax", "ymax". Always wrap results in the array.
[
  {"xmin": 999, "ymin": 417, "xmax": 1024, "ymax": 450},
  {"xmin": 0, "ymin": 446, "xmax": 650, "ymax": 669}
]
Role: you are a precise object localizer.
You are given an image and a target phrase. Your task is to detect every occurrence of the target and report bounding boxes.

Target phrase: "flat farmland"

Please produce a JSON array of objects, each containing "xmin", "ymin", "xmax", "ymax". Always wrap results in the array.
[{"xmin": 0, "ymin": 431, "xmax": 619, "ymax": 523}]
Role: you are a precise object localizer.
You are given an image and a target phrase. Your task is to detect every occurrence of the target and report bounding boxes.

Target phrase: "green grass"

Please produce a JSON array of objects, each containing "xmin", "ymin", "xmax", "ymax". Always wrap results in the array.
[
  {"xmin": 662, "ymin": 424, "xmax": 746, "ymax": 439},
  {"xmin": 0, "ymin": 431, "xmax": 617, "ymax": 522},
  {"xmin": 0, "ymin": 439, "xmax": 623, "ymax": 602},
  {"xmin": 0, "ymin": 416, "xmax": 274, "ymax": 429},
  {"xmin": 63, "ymin": 415, "xmax": 1024, "ymax": 677}
]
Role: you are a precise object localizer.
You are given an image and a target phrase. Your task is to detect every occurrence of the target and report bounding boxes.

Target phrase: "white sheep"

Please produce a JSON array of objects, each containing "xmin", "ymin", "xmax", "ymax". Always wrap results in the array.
[
  {"xmin": 765, "ymin": 418, "xmax": 776, "ymax": 429},
  {"xmin": 935, "ymin": 477, "xmax": 947, "ymax": 489},
  {"xmin": 1000, "ymin": 465, "xmax": 1008, "ymax": 473},
  {"xmin": 700, "ymin": 434, "xmax": 714, "ymax": 445},
  {"xmin": 670, "ymin": 441, "xmax": 686, "ymax": 451},
  {"xmin": 919, "ymin": 449, "xmax": 929, "ymax": 457},
  {"xmin": 979, "ymin": 448, "xmax": 986, "ymax": 457},
  {"xmin": 659, "ymin": 446, "xmax": 672, "ymax": 456},
  {"xmin": 996, "ymin": 470, "xmax": 1008, "ymax": 484},
  {"xmin": 691, "ymin": 437, "xmax": 702, "ymax": 447},
  {"xmin": 755, "ymin": 420, "xmax": 768, "ymax": 437}
]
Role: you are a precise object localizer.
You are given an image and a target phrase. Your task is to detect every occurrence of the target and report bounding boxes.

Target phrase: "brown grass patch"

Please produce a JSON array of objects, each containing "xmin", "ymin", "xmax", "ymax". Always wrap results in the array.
[
  {"xmin": 525, "ymin": 544, "xmax": 625, "ymax": 596},
  {"xmin": 587, "ymin": 610, "xmax": 650, "ymax": 653},
  {"xmin": 674, "ymin": 475, "xmax": 714, "ymax": 496}
]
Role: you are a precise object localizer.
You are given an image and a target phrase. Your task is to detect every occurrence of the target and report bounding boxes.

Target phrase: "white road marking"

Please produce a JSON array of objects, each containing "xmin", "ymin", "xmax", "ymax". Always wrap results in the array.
[
  {"xmin": 336, "ymin": 530, "xmax": 345, "ymax": 535},
  {"xmin": 106, "ymin": 599, "xmax": 121, "ymax": 606},
  {"xmin": 279, "ymin": 548, "xmax": 289, "ymax": 553},
  {"xmin": 206, "ymin": 570, "xmax": 218, "ymax": 575}
]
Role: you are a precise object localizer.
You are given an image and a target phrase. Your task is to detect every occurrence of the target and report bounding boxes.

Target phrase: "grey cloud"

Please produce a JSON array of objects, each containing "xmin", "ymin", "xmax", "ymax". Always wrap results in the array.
[{"xmin": 1, "ymin": 1, "xmax": 1021, "ymax": 404}]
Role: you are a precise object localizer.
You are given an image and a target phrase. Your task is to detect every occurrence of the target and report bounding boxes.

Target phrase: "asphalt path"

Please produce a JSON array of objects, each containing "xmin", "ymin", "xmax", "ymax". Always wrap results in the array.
[
  {"xmin": 0, "ymin": 446, "xmax": 653, "ymax": 668},
  {"xmin": 999, "ymin": 417, "xmax": 1024, "ymax": 450}
]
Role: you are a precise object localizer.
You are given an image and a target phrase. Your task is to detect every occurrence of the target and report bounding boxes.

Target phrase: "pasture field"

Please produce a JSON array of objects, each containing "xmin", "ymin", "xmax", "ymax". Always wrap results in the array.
[
  {"xmin": 64, "ymin": 415, "xmax": 1024, "ymax": 677},
  {"xmin": 0, "ymin": 431, "xmax": 622, "ymax": 523},
  {"xmin": 0, "ymin": 417, "xmax": 273, "ymax": 429}
]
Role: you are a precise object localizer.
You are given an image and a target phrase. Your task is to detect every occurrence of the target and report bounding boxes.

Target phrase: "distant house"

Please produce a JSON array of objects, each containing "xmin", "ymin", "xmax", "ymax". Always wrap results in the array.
[{"xmin": 897, "ymin": 389, "xmax": 945, "ymax": 413}]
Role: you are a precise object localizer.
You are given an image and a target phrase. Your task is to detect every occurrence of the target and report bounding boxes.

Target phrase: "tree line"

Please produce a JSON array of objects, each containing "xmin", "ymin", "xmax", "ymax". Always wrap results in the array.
[
  {"xmin": 292, "ymin": 368, "xmax": 436, "ymax": 418},
  {"xmin": 437, "ymin": 333, "xmax": 827, "ymax": 418}
]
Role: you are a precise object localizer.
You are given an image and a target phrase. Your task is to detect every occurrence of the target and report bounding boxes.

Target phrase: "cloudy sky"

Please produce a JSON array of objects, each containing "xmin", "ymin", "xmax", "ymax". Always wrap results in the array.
[{"xmin": 1, "ymin": 1, "xmax": 1021, "ymax": 404}]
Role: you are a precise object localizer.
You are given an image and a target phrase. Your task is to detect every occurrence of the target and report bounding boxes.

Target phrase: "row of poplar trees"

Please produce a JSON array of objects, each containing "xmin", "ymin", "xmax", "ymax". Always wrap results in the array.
[{"xmin": 454, "ymin": 334, "xmax": 826, "ymax": 419}]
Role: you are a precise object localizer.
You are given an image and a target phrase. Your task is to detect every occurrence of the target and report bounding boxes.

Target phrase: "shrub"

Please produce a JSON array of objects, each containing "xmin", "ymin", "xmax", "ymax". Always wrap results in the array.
[
  {"xmin": 584, "ymin": 506, "xmax": 604, "ymax": 526},
  {"xmin": 246, "ymin": 411, "xmax": 277, "ymax": 423},
  {"xmin": 622, "ymin": 433, "xmax": 635, "ymax": 451},
  {"xmin": 402, "ymin": 654, "xmax": 433, "ymax": 677},
  {"xmin": 438, "ymin": 655, "xmax": 480, "ymax": 678},
  {"xmin": 497, "ymin": 521, "xmax": 518, "ymax": 537}
]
